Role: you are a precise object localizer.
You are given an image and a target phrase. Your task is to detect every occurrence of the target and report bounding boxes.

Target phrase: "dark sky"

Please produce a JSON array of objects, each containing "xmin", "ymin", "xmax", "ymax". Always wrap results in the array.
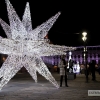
[{"xmin": 0, "ymin": 0, "xmax": 100, "ymax": 46}]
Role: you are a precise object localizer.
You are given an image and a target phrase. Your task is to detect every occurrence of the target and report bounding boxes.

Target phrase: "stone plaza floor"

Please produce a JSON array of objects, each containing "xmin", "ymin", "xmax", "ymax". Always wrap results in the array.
[{"xmin": 0, "ymin": 72, "xmax": 100, "ymax": 100}]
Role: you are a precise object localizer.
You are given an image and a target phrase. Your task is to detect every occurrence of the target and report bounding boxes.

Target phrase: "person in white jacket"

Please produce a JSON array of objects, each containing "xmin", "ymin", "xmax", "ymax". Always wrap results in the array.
[{"xmin": 58, "ymin": 55, "xmax": 68, "ymax": 87}]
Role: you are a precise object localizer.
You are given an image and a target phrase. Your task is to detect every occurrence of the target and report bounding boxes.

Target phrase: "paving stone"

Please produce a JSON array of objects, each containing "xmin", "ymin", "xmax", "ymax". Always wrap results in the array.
[{"xmin": 0, "ymin": 72, "xmax": 100, "ymax": 100}]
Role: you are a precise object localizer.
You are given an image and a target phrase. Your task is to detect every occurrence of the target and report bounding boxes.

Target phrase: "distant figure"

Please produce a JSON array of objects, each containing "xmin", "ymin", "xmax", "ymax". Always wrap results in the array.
[
  {"xmin": 97, "ymin": 60, "xmax": 100, "ymax": 75},
  {"xmin": 88, "ymin": 62, "xmax": 92, "ymax": 75},
  {"xmin": 69, "ymin": 59, "xmax": 73, "ymax": 73},
  {"xmin": 73, "ymin": 61, "xmax": 77, "ymax": 73},
  {"xmin": 73, "ymin": 61, "xmax": 80, "ymax": 74},
  {"xmin": 58, "ymin": 55, "xmax": 68, "ymax": 87},
  {"xmin": 90, "ymin": 60, "xmax": 96, "ymax": 81}
]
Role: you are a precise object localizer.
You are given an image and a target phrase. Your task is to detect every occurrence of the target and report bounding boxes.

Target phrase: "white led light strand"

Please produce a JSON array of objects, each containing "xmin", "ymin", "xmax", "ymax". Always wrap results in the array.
[{"xmin": 0, "ymin": 0, "xmax": 76, "ymax": 90}]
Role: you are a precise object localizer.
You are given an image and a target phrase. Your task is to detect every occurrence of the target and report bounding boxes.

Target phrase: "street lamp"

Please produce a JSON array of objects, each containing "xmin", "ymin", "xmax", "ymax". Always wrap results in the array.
[{"xmin": 82, "ymin": 32, "xmax": 88, "ymax": 82}]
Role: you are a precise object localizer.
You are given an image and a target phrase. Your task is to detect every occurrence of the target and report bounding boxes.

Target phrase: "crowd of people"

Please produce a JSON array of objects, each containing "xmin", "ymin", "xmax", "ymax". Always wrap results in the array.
[{"xmin": 57, "ymin": 55, "xmax": 100, "ymax": 87}]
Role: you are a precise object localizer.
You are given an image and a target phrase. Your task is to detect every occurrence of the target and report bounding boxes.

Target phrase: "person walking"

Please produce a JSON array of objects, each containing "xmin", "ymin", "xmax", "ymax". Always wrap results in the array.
[
  {"xmin": 69, "ymin": 59, "xmax": 73, "ymax": 73},
  {"xmin": 89, "ymin": 60, "xmax": 96, "ymax": 81},
  {"xmin": 58, "ymin": 55, "xmax": 68, "ymax": 87},
  {"xmin": 97, "ymin": 60, "xmax": 100, "ymax": 75}
]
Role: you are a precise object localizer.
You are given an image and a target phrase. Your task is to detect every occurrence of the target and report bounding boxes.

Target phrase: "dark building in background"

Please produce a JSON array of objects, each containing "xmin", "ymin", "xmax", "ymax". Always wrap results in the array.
[
  {"xmin": 0, "ymin": 45, "xmax": 100, "ymax": 72},
  {"xmin": 42, "ymin": 45, "xmax": 100, "ymax": 65}
]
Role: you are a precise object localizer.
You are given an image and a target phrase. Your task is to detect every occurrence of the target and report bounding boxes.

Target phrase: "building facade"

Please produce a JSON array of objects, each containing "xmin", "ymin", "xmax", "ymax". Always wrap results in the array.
[
  {"xmin": 42, "ymin": 45, "xmax": 100, "ymax": 65},
  {"xmin": 0, "ymin": 45, "xmax": 100, "ymax": 67}
]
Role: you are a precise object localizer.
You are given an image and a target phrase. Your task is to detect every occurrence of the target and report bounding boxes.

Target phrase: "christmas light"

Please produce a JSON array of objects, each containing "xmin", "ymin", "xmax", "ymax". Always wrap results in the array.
[{"xmin": 0, "ymin": 0, "xmax": 76, "ymax": 90}]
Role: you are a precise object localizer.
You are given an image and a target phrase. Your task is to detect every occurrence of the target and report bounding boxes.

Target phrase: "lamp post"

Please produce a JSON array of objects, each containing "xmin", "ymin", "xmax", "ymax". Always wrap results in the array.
[{"xmin": 82, "ymin": 32, "xmax": 88, "ymax": 82}]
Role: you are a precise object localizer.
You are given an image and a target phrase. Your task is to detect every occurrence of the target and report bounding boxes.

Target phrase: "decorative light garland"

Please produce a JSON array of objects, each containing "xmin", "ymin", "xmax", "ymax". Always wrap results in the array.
[{"xmin": 0, "ymin": 0, "xmax": 76, "ymax": 90}]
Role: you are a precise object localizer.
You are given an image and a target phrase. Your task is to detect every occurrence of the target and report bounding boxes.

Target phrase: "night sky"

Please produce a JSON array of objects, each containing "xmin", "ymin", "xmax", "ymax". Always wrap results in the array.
[{"xmin": 0, "ymin": 0, "xmax": 100, "ymax": 46}]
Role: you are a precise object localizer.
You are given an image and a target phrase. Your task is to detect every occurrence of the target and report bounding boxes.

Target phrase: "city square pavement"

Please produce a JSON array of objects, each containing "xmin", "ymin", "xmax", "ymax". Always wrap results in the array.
[{"xmin": 0, "ymin": 71, "xmax": 100, "ymax": 100}]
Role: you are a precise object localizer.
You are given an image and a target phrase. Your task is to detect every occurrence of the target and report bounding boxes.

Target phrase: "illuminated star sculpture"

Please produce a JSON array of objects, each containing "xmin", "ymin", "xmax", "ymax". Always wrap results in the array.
[{"xmin": 0, "ymin": 0, "xmax": 76, "ymax": 90}]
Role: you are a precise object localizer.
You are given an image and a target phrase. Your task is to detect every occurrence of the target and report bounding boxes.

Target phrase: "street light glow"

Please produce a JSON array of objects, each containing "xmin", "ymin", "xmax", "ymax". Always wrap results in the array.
[
  {"xmin": 82, "ymin": 32, "xmax": 87, "ymax": 42},
  {"xmin": 82, "ymin": 32, "xmax": 87, "ymax": 37},
  {"xmin": 82, "ymin": 36, "xmax": 87, "ymax": 42}
]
